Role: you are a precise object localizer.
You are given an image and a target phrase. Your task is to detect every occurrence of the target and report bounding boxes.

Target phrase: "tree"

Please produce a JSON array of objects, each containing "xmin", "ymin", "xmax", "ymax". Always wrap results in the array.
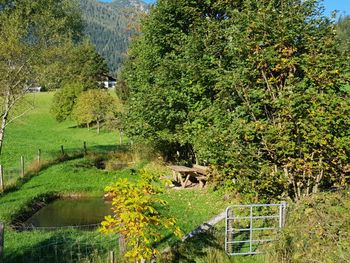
[
  {"xmin": 100, "ymin": 175, "xmax": 182, "ymax": 261},
  {"xmin": 41, "ymin": 39, "xmax": 108, "ymax": 91},
  {"xmin": 49, "ymin": 40, "xmax": 109, "ymax": 122},
  {"xmin": 0, "ymin": 0, "xmax": 83, "ymax": 154},
  {"xmin": 72, "ymin": 89, "xmax": 119, "ymax": 134},
  {"xmin": 51, "ymin": 82, "xmax": 84, "ymax": 122},
  {"xmin": 120, "ymin": 0, "xmax": 350, "ymax": 200},
  {"xmin": 337, "ymin": 15, "xmax": 350, "ymax": 55}
]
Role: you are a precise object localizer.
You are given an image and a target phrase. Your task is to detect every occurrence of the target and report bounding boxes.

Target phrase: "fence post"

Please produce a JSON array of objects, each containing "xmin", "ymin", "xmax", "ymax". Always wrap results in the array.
[
  {"xmin": 20, "ymin": 156, "xmax": 24, "ymax": 178},
  {"xmin": 0, "ymin": 165, "xmax": 3, "ymax": 192},
  {"xmin": 60, "ymin": 145, "xmax": 64, "ymax": 156},
  {"xmin": 0, "ymin": 222, "xmax": 4, "ymax": 263},
  {"xmin": 119, "ymin": 129, "xmax": 123, "ymax": 145},
  {"xmin": 108, "ymin": 251, "xmax": 114, "ymax": 263},
  {"xmin": 281, "ymin": 201, "xmax": 287, "ymax": 227},
  {"xmin": 225, "ymin": 207, "xmax": 233, "ymax": 255},
  {"xmin": 83, "ymin": 141, "xmax": 87, "ymax": 155},
  {"xmin": 37, "ymin": 149, "xmax": 41, "ymax": 164}
]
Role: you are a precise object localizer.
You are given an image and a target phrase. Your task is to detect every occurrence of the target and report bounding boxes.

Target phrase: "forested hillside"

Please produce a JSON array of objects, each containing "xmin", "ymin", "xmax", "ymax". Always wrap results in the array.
[{"xmin": 77, "ymin": 0, "xmax": 149, "ymax": 73}]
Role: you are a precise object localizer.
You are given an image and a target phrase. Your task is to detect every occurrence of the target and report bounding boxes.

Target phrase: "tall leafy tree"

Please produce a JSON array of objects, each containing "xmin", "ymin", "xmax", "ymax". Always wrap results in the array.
[
  {"xmin": 202, "ymin": 0, "xmax": 350, "ymax": 200},
  {"xmin": 0, "ymin": 0, "xmax": 82, "ymax": 154},
  {"xmin": 120, "ymin": 0, "xmax": 230, "ymax": 160},
  {"xmin": 41, "ymin": 39, "xmax": 108, "ymax": 91},
  {"xmin": 49, "ymin": 40, "xmax": 109, "ymax": 122},
  {"xmin": 72, "ymin": 89, "xmax": 119, "ymax": 134},
  {"xmin": 121, "ymin": 0, "xmax": 350, "ymax": 200}
]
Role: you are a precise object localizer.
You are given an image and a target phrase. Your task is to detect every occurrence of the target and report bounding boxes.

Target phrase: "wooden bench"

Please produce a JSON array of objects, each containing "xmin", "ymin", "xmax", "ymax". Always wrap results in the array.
[{"xmin": 192, "ymin": 165, "xmax": 209, "ymax": 188}]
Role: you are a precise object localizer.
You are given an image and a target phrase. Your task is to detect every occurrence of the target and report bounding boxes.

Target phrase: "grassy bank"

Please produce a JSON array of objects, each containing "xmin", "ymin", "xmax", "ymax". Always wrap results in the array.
[
  {"xmin": 1, "ymin": 92, "xmax": 121, "ymax": 183},
  {"xmin": 0, "ymin": 155, "xmax": 237, "ymax": 262},
  {"xmin": 267, "ymin": 190, "xmax": 350, "ymax": 263},
  {"xmin": 1, "ymin": 156, "xmax": 131, "ymax": 263},
  {"xmin": 0, "ymin": 91, "xmax": 261, "ymax": 262}
]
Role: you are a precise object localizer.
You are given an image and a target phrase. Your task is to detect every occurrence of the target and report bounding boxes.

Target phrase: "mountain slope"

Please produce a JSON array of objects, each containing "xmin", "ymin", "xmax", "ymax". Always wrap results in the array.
[{"xmin": 77, "ymin": 0, "xmax": 149, "ymax": 74}]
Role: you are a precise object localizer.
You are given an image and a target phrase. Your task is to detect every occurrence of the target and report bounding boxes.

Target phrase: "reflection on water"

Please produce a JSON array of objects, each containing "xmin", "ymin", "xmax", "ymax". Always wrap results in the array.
[{"xmin": 24, "ymin": 198, "xmax": 111, "ymax": 228}]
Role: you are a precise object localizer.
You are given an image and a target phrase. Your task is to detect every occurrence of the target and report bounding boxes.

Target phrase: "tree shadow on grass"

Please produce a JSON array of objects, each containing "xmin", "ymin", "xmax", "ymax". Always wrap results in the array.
[
  {"xmin": 160, "ymin": 229, "xmax": 224, "ymax": 263},
  {"xmin": 1, "ymin": 153, "xmax": 84, "ymax": 197},
  {"xmin": 88, "ymin": 144, "xmax": 130, "ymax": 154},
  {"xmin": 0, "ymin": 144, "xmax": 130, "ymax": 197}
]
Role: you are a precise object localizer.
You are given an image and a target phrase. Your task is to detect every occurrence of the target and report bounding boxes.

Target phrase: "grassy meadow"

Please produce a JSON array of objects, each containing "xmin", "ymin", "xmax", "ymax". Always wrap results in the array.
[
  {"xmin": 0, "ymin": 92, "xmax": 123, "ymax": 184},
  {"xmin": 0, "ymin": 91, "xmax": 263, "ymax": 262},
  {"xmin": 1, "ymin": 92, "xmax": 121, "ymax": 166}
]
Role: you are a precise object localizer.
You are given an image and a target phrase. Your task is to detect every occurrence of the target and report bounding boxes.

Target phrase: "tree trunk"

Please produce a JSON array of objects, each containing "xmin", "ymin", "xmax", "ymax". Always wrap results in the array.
[
  {"xmin": 118, "ymin": 235, "xmax": 126, "ymax": 256},
  {"xmin": 0, "ymin": 93, "xmax": 10, "ymax": 155},
  {"xmin": 97, "ymin": 120, "xmax": 100, "ymax": 134}
]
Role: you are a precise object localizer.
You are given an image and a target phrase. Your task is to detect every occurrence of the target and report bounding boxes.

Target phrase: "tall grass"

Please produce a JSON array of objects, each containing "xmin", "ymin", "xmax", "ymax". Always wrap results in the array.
[{"xmin": 266, "ymin": 190, "xmax": 350, "ymax": 263}]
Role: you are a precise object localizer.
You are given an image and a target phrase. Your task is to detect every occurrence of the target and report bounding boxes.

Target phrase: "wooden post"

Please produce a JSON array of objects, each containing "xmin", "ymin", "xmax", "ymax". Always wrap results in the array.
[
  {"xmin": 60, "ymin": 145, "xmax": 64, "ymax": 156},
  {"xmin": 0, "ymin": 165, "xmax": 3, "ymax": 192},
  {"xmin": 20, "ymin": 156, "xmax": 24, "ymax": 178},
  {"xmin": 0, "ymin": 222, "xmax": 4, "ymax": 263},
  {"xmin": 37, "ymin": 149, "xmax": 41, "ymax": 164},
  {"xmin": 108, "ymin": 251, "xmax": 114, "ymax": 263},
  {"xmin": 83, "ymin": 141, "xmax": 87, "ymax": 155},
  {"xmin": 119, "ymin": 129, "xmax": 123, "ymax": 145}
]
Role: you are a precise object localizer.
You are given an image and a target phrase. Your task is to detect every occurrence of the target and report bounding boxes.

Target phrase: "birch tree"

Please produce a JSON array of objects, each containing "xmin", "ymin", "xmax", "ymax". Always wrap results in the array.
[{"xmin": 0, "ymin": 0, "xmax": 82, "ymax": 154}]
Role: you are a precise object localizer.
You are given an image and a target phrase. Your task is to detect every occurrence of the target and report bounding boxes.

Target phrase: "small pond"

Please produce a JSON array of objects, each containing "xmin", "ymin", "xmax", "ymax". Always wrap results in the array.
[{"xmin": 23, "ymin": 198, "xmax": 111, "ymax": 229}]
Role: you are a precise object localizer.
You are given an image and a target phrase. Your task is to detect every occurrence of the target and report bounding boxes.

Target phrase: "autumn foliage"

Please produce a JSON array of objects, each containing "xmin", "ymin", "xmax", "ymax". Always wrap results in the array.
[{"xmin": 100, "ymin": 175, "xmax": 182, "ymax": 261}]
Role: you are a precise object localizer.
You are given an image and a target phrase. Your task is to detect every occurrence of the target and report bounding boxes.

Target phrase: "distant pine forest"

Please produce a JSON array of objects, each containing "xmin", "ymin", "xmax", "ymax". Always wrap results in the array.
[{"xmin": 78, "ymin": 0, "xmax": 149, "ymax": 74}]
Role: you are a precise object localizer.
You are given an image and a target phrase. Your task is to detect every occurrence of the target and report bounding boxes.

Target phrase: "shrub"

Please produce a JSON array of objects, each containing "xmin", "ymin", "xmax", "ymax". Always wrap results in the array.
[
  {"xmin": 267, "ymin": 190, "xmax": 350, "ymax": 262},
  {"xmin": 100, "ymin": 178, "xmax": 182, "ymax": 261}
]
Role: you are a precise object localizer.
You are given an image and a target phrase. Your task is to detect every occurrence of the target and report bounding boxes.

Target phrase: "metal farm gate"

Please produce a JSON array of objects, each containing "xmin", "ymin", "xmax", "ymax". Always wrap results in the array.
[{"xmin": 225, "ymin": 202, "xmax": 287, "ymax": 256}]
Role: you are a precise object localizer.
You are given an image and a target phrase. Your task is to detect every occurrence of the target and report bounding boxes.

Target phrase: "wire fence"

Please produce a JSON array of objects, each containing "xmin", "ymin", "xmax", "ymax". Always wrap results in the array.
[
  {"xmin": 5, "ymin": 228, "xmax": 119, "ymax": 263},
  {"xmin": 12, "ymin": 223, "xmax": 101, "ymax": 232},
  {"xmin": 0, "ymin": 142, "xmax": 89, "ymax": 193}
]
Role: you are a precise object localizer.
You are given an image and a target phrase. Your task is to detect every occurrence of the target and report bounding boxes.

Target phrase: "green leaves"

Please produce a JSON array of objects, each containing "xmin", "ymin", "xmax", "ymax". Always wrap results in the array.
[
  {"xmin": 100, "ymin": 176, "xmax": 182, "ymax": 261},
  {"xmin": 71, "ymin": 89, "xmax": 119, "ymax": 133},
  {"xmin": 268, "ymin": 191, "xmax": 350, "ymax": 262},
  {"xmin": 120, "ymin": 0, "xmax": 350, "ymax": 200}
]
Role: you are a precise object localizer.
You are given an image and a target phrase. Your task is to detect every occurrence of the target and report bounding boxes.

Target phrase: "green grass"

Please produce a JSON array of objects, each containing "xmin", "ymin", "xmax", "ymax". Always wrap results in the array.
[
  {"xmin": 266, "ymin": 190, "xmax": 350, "ymax": 263},
  {"xmin": 1, "ymin": 92, "xmax": 123, "ymax": 182},
  {"xmin": 1, "ymin": 156, "xmax": 132, "ymax": 263},
  {"xmin": 0, "ymin": 91, "xmax": 265, "ymax": 262},
  {"xmin": 0, "ymin": 156, "xmax": 244, "ymax": 263},
  {"xmin": 159, "ymin": 221, "xmax": 265, "ymax": 263}
]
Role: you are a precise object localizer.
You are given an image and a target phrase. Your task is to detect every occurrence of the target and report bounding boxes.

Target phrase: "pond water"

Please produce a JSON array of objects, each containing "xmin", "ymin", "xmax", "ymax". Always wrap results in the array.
[{"xmin": 23, "ymin": 198, "xmax": 112, "ymax": 229}]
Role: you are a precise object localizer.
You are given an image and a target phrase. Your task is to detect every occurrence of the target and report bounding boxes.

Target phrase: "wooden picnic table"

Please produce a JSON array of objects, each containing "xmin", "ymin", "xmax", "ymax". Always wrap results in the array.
[{"xmin": 168, "ymin": 165, "xmax": 209, "ymax": 188}]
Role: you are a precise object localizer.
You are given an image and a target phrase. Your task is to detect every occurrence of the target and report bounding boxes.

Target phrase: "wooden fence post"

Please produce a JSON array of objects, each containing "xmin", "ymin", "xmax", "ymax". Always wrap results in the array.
[
  {"xmin": 119, "ymin": 129, "xmax": 123, "ymax": 145},
  {"xmin": 83, "ymin": 141, "xmax": 87, "ymax": 155},
  {"xmin": 37, "ymin": 149, "xmax": 41, "ymax": 164},
  {"xmin": 20, "ymin": 156, "xmax": 24, "ymax": 178},
  {"xmin": 0, "ymin": 222, "xmax": 4, "ymax": 263},
  {"xmin": 0, "ymin": 165, "xmax": 3, "ymax": 192},
  {"xmin": 108, "ymin": 251, "xmax": 114, "ymax": 263},
  {"xmin": 60, "ymin": 145, "xmax": 64, "ymax": 156}
]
